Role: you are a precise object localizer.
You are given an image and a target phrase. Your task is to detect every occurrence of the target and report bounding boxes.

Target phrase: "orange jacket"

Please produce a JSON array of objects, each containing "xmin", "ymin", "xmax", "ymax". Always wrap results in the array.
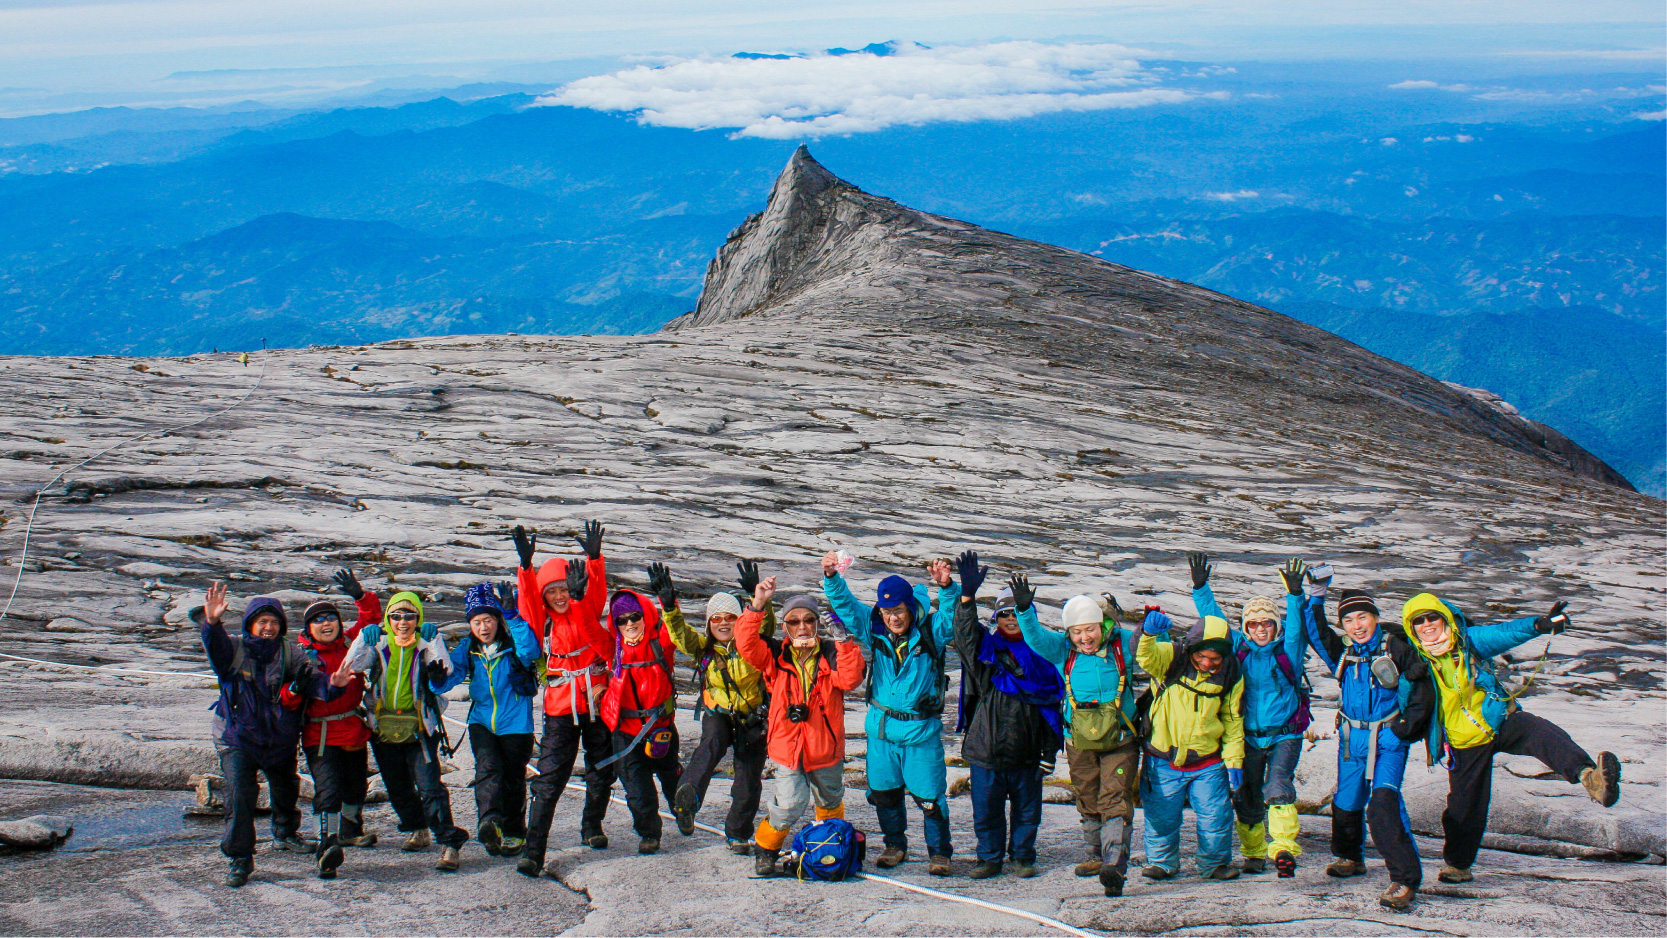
[
  {"xmin": 517, "ymin": 554, "xmax": 612, "ymax": 718},
  {"xmin": 599, "ymin": 588, "xmax": 678, "ymax": 736},
  {"xmin": 734, "ymin": 607, "xmax": 865, "ymax": 772}
]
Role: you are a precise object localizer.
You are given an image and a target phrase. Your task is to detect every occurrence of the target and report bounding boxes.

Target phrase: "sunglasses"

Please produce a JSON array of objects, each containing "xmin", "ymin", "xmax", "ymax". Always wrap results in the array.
[
  {"xmin": 783, "ymin": 614, "xmax": 818, "ymax": 628},
  {"xmin": 995, "ymin": 610, "xmax": 1017, "ymax": 619},
  {"xmin": 1411, "ymin": 613, "xmax": 1446, "ymax": 627},
  {"xmin": 388, "ymin": 613, "xmax": 420, "ymax": 623},
  {"xmin": 616, "ymin": 612, "xmax": 645, "ymax": 625},
  {"xmin": 309, "ymin": 613, "xmax": 341, "ymax": 624}
]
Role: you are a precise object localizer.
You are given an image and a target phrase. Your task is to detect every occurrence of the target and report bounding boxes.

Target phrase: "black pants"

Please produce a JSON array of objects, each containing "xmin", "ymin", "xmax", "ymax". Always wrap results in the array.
[
  {"xmin": 219, "ymin": 747, "xmax": 300, "ymax": 860},
  {"xmin": 1443, "ymin": 709, "xmax": 1593, "ymax": 870},
  {"xmin": 304, "ymin": 744, "xmax": 368, "ymax": 815},
  {"xmin": 1233, "ymin": 736, "xmax": 1302, "ymax": 825},
  {"xmin": 680, "ymin": 711, "xmax": 767, "ymax": 842},
  {"xmin": 523, "ymin": 713, "xmax": 617, "ymax": 863},
  {"xmin": 470, "ymin": 725, "xmax": 535, "ymax": 837},
  {"xmin": 371, "ymin": 734, "xmax": 469, "ymax": 848},
  {"xmin": 615, "ymin": 726, "xmax": 681, "ymax": 840}
]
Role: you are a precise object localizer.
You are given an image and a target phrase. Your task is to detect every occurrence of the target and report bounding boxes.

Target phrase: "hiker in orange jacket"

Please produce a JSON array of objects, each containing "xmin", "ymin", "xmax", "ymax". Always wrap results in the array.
[
  {"xmin": 598, "ymin": 583, "xmax": 682, "ymax": 855},
  {"xmin": 511, "ymin": 520, "xmax": 619, "ymax": 878},
  {"xmin": 734, "ymin": 575, "xmax": 865, "ymax": 876}
]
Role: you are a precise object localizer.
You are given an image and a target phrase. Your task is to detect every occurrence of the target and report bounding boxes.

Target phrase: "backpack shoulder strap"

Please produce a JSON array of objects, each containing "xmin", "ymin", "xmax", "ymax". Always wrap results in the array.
[{"xmin": 1273, "ymin": 648, "xmax": 1304, "ymax": 691}]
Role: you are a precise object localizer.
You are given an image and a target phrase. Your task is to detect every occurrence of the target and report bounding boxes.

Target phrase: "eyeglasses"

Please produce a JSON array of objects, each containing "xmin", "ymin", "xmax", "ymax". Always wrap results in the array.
[
  {"xmin": 1411, "ymin": 613, "xmax": 1446, "ymax": 627},
  {"xmin": 616, "ymin": 612, "xmax": 645, "ymax": 625},
  {"xmin": 879, "ymin": 605, "xmax": 911, "ymax": 620},
  {"xmin": 388, "ymin": 613, "xmax": 420, "ymax": 623}
]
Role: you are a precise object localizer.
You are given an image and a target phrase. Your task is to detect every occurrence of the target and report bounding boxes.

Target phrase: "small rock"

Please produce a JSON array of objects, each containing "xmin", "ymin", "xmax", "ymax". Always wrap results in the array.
[
  {"xmin": 0, "ymin": 816, "xmax": 73, "ymax": 850},
  {"xmin": 117, "ymin": 562, "xmax": 183, "ymax": 578}
]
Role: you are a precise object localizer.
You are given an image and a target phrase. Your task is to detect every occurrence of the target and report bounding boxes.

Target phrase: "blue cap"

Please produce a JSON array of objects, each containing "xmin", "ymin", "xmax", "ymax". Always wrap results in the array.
[{"xmin": 875, "ymin": 575, "xmax": 912, "ymax": 609}]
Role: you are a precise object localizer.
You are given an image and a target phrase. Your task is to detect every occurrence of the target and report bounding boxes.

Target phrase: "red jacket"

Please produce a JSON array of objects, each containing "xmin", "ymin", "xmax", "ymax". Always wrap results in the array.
[
  {"xmin": 734, "ymin": 607, "xmax": 865, "ymax": 772},
  {"xmin": 517, "ymin": 554, "xmax": 612, "ymax": 718},
  {"xmin": 296, "ymin": 591, "xmax": 381, "ymax": 752},
  {"xmin": 599, "ymin": 588, "xmax": 677, "ymax": 736}
]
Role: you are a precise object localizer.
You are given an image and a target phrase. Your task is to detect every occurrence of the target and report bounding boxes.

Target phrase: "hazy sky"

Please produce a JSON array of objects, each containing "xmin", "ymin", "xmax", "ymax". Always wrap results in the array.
[{"xmin": 1, "ymin": 0, "xmax": 1660, "ymax": 114}]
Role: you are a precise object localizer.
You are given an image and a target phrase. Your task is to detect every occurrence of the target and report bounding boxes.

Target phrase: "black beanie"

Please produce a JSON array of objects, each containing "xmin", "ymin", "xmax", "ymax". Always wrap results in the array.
[{"xmin": 1337, "ymin": 589, "xmax": 1379, "ymax": 619}]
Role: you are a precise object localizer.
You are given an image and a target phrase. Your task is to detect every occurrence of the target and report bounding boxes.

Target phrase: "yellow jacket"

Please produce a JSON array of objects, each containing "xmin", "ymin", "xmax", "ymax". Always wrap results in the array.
[
  {"xmin": 1137, "ymin": 616, "xmax": 1245, "ymax": 769},
  {"xmin": 664, "ymin": 604, "xmax": 774, "ymax": 716}
]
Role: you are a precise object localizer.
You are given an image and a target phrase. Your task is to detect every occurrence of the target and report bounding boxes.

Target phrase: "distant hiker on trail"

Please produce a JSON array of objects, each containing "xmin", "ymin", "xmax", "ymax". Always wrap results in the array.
[
  {"xmin": 430, "ymin": 582, "xmax": 541, "ymax": 860},
  {"xmin": 511, "ymin": 520, "xmax": 618, "ymax": 878},
  {"xmin": 733, "ymin": 577, "xmax": 865, "ymax": 877},
  {"xmin": 950, "ymin": 552, "xmax": 1063, "ymax": 882},
  {"xmin": 823, "ymin": 551, "xmax": 958, "ymax": 875},
  {"xmin": 1016, "ymin": 582, "xmax": 1145, "ymax": 897},
  {"xmin": 1136, "ymin": 597, "xmax": 1245, "ymax": 882},
  {"xmin": 664, "ymin": 560, "xmax": 775, "ymax": 853},
  {"xmin": 1301, "ymin": 580, "xmax": 1434, "ymax": 912},
  {"xmin": 293, "ymin": 568, "xmax": 384, "ymax": 879},
  {"xmin": 1401, "ymin": 593, "xmax": 1621, "ymax": 888},
  {"xmin": 598, "ymin": 573, "xmax": 683, "ymax": 855},
  {"xmin": 196, "ymin": 583, "xmax": 351, "ymax": 888},
  {"xmin": 343, "ymin": 590, "xmax": 469, "ymax": 871},
  {"xmin": 1190, "ymin": 553, "xmax": 1313, "ymax": 878}
]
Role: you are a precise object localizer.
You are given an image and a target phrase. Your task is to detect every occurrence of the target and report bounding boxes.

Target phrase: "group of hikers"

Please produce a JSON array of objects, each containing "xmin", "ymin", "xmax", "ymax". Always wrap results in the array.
[{"xmin": 198, "ymin": 522, "xmax": 1622, "ymax": 912}]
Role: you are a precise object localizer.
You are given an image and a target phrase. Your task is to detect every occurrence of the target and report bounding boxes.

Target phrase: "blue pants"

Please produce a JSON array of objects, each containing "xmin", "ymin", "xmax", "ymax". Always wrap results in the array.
[
  {"xmin": 867, "ymin": 734, "xmax": 952, "ymax": 857},
  {"xmin": 1333, "ymin": 720, "xmax": 1421, "ymax": 887},
  {"xmin": 969, "ymin": 765, "xmax": 1042, "ymax": 864},
  {"xmin": 1334, "ymin": 722, "xmax": 1410, "ymax": 812},
  {"xmin": 1141, "ymin": 757, "xmax": 1234, "ymax": 876}
]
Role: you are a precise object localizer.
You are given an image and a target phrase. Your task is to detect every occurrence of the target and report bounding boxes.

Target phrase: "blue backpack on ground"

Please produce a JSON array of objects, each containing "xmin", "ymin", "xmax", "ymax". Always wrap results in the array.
[{"xmin": 785, "ymin": 819, "xmax": 866, "ymax": 881}]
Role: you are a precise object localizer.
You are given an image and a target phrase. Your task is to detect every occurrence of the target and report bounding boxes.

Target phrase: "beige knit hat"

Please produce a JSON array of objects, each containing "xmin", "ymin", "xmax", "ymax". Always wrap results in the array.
[{"xmin": 1240, "ymin": 595, "xmax": 1282, "ymax": 629}]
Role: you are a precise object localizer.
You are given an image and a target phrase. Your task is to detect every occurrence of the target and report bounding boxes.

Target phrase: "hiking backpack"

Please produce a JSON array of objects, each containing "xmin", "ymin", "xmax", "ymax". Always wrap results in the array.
[
  {"xmin": 1236, "ymin": 644, "xmax": 1313, "ymax": 734},
  {"xmin": 784, "ymin": 819, "xmax": 866, "ymax": 881}
]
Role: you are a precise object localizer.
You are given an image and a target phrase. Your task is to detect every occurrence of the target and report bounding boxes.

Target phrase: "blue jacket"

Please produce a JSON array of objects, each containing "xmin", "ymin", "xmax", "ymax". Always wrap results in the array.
[
  {"xmin": 1300, "ymin": 594, "xmax": 1434, "ymax": 754},
  {"xmin": 1016, "ymin": 606, "xmax": 1141, "ymax": 725},
  {"xmin": 1193, "ymin": 585, "xmax": 1308, "ymax": 747},
  {"xmin": 432, "ymin": 614, "xmax": 541, "ymax": 736},
  {"xmin": 198, "ymin": 598, "xmax": 340, "ymax": 763},
  {"xmin": 824, "ymin": 572, "xmax": 955, "ymax": 747}
]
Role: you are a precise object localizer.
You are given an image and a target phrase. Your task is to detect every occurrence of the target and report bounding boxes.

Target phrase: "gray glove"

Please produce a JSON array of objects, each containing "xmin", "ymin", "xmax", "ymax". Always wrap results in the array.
[{"xmin": 822, "ymin": 611, "xmax": 849, "ymax": 643}]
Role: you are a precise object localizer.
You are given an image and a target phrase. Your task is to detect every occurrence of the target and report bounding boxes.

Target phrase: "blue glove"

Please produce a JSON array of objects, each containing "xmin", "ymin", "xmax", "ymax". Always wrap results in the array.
[
  {"xmin": 1141, "ymin": 610, "xmax": 1172, "ymax": 635},
  {"xmin": 420, "ymin": 620, "xmax": 437, "ymax": 642},
  {"xmin": 1227, "ymin": 767, "xmax": 1244, "ymax": 791},
  {"xmin": 358, "ymin": 624, "xmax": 383, "ymax": 647}
]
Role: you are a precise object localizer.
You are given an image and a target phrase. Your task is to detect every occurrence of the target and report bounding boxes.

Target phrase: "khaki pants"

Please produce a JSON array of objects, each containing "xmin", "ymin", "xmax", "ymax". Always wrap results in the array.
[{"xmin": 1067, "ymin": 741, "xmax": 1139, "ymax": 822}]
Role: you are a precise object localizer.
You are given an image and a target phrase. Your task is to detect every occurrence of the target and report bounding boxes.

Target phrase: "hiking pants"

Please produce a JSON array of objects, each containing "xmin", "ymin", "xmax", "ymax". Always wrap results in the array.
[
  {"xmin": 523, "ymin": 713, "xmax": 616, "ymax": 863},
  {"xmin": 1443, "ymin": 709, "xmax": 1593, "ymax": 870},
  {"xmin": 1068, "ymin": 742, "xmax": 1139, "ymax": 873},
  {"xmin": 218, "ymin": 747, "xmax": 300, "ymax": 860},
  {"xmin": 969, "ymin": 765, "xmax": 1043, "ymax": 865},
  {"xmin": 867, "ymin": 735, "xmax": 951, "ymax": 858},
  {"xmin": 304, "ymin": 743, "xmax": 368, "ymax": 816},
  {"xmin": 371, "ymin": 734, "xmax": 468, "ymax": 848},
  {"xmin": 1332, "ymin": 719, "xmax": 1420, "ymax": 887},
  {"xmin": 1141, "ymin": 756, "xmax": 1234, "ymax": 877},
  {"xmin": 766, "ymin": 761, "xmax": 845, "ymax": 834},
  {"xmin": 614, "ymin": 726, "xmax": 682, "ymax": 841},
  {"xmin": 681, "ymin": 711, "xmax": 767, "ymax": 842},
  {"xmin": 1234, "ymin": 737, "xmax": 1302, "ymax": 858},
  {"xmin": 470, "ymin": 725, "xmax": 534, "ymax": 838}
]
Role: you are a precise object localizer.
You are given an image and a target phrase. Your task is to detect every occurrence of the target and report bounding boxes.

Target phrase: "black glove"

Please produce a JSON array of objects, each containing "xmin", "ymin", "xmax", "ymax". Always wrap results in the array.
[
  {"xmin": 332, "ymin": 567, "xmax": 364, "ymax": 600},
  {"xmin": 1008, "ymin": 573, "xmax": 1035, "ymax": 613},
  {"xmin": 565, "ymin": 557, "xmax": 588, "ymax": 602},
  {"xmin": 1534, "ymin": 600, "xmax": 1570, "ymax": 635},
  {"xmin": 736, "ymin": 559, "xmax": 761, "ymax": 597},
  {"xmin": 955, "ymin": 550, "xmax": 987, "ymax": 599},
  {"xmin": 494, "ymin": 580, "xmax": 516, "ymax": 612},
  {"xmin": 512, "ymin": 525, "xmax": 537, "ymax": 570},
  {"xmin": 647, "ymin": 562, "xmax": 677, "ymax": 609},
  {"xmin": 1279, "ymin": 558, "xmax": 1306, "ymax": 596},
  {"xmin": 1188, "ymin": 552, "xmax": 1212, "ymax": 590},
  {"xmin": 424, "ymin": 660, "xmax": 449, "ymax": 686},
  {"xmin": 576, "ymin": 520, "xmax": 604, "ymax": 560}
]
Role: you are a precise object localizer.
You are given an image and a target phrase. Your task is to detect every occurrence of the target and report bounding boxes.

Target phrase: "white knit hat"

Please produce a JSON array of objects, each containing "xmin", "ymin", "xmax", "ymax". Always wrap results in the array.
[
  {"xmin": 705, "ymin": 592, "xmax": 743, "ymax": 621},
  {"xmin": 1061, "ymin": 595, "xmax": 1103, "ymax": 629}
]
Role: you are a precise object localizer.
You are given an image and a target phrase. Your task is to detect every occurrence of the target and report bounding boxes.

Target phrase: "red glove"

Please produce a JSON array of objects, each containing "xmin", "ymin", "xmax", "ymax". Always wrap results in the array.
[{"xmin": 279, "ymin": 681, "xmax": 306, "ymax": 711}]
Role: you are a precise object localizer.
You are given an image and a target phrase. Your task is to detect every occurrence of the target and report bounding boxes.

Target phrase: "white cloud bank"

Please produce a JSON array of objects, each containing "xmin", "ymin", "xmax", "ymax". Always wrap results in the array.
[{"xmin": 536, "ymin": 41, "xmax": 1207, "ymax": 138}]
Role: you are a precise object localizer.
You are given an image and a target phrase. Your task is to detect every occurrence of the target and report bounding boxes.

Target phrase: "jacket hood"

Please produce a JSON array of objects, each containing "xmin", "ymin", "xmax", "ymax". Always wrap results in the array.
[
  {"xmin": 609, "ymin": 587, "xmax": 664, "ymax": 669},
  {"xmin": 1183, "ymin": 615, "xmax": 1234, "ymax": 658},
  {"xmin": 1401, "ymin": 593, "xmax": 1458, "ymax": 658},
  {"xmin": 242, "ymin": 596, "xmax": 288, "ymax": 637},
  {"xmin": 536, "ymin": 557, "xmax": 572, "ymax": 594},
  {"xmin": 299, "ymin": 600, "xmax": 344, "ymax": 643},
  {"xmin": 383, "ymin": 591, "xmax": 426, "ymax": 631}
]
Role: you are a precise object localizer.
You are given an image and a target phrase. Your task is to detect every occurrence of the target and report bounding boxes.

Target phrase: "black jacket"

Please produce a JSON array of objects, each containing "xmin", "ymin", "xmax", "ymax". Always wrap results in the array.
[{"xmin": 953, "ymin": 598, "xmax": 1062, "ymax": 772}]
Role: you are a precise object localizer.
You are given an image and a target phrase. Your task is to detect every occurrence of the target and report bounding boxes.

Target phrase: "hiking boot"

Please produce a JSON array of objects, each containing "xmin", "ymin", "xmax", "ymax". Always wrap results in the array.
[
  {"xmin": 1208, "ymin": 864, "xmax": 1240, "ymax": 880},
  {"xmin": 1141, "ymin": 865, "xmax": 1174, "ymax": 880},
  {"xmin": 673, "ymin": 784, "xmax": 699, "ymax": 836},
  {"xmin": 478, "ymin": 819, "xmax": 502, "ymax": 857},
  {"xmin": 225, "ymin": 857, "xmax": 253, "ymax": 888},
  {"xmin": 435, "ymin": 846, "xmax": 460, "ymax": 872},
  {"xmin": 339, "ymin": 814, "xmax": 377, "ymax": 848},
  {"xmin": 1101, "ymin": 868, "xmax": 1125, "ymax": 897},
  {"xmin": 928, "ymin": 855, "xmax": 953, "ymax": 876},
  {"xmin": 1074, "ymin": 858, "xmax": 1103, "ymax": 877},
  {"xmin": 1326, "ymin": 858, "xmax": 1367, "ymax": 877},
  {"xmin": 316, "ymin": 839, "xmax": 344, "ymax": 880},
  {"xmin": 754, "ymin": 845, "xmax": 779, "ymax": 877},
  {"xmin": 274, "ymin": 833, "xmax": 311, "ymax": 853},
  {"xmin": 1438, "ymin": 865, "xmax": 1472, "ymax": 884},
  {"xmin": 875, "ymin": 845, "xmax": 907, "ymax": 869},
  {"xmin": 1240, "ymin": 856, "xmax": 1267, "ymax": 874},
  {"xmin": 582, "ymin": 830, "xmax": 609, "ymax": 850},
  {"xmin": 638, "ymin": 837, "xmax": 660, "ymax": 855},
  {"xmin": 499, "ymin": 835, "xmax": 525, "ymax": 857},
  {"xmin": 727, "ymin": 838, "xmax": 752, "ymax": 856},
  {"xmin": 1275, "ymin": 851, "xmax": 1296, "ymax": 878},
  {"xmin": 1015, "ymin": 863, "xmax": 1038, "ymax": 879},
  {"xmin": 968, "ymin": 860, "xmax": 1003, "ymax": 879},
  {"xmin": 516, "ymin": 857, "xmax": 544, "ymax": 878},
  {"xmin": 402, "ymin": 830, "xmax": 431, "ymax": 852},
  {"xmin": 1379, "ymin": 882, "xmax": 1416, "ymax": 911},
  {"xmin": 1581, "ymin": 752, "xmax": 1621, "ymax": 808}
]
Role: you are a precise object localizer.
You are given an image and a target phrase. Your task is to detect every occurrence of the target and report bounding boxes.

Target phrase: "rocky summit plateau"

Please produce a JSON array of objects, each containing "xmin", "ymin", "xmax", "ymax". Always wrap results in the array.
[{"xmin": 0, "ymin": 147, "xmax": 1661, "ymax": 936}]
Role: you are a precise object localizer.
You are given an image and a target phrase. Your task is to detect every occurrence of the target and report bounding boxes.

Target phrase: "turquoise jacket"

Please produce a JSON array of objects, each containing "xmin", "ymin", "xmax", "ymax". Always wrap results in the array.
[
  {"xmin": 1017, "ymin": 606, "xmax": 1141, "ymax": 724},
  {"xmin": 432, "ymin": 614, "xmax": 541, "ymax": 736},
  {"xmin": 1401, "ymin": 594, "xmax": 1541, "ymax": 765},
  {"xmin": 1194, "ymin": 585, "xmax": 1309, "ymax": 748},
  {"xmin": 824, "ymin": 572, "xmax": 956, "ymax": 747}
]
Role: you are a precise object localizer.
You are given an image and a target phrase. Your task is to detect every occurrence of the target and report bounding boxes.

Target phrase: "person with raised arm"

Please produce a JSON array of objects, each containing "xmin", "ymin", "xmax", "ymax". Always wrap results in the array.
[{"xmin": 596, "ymin": 572, "xmax": 682, "ymax": 855}]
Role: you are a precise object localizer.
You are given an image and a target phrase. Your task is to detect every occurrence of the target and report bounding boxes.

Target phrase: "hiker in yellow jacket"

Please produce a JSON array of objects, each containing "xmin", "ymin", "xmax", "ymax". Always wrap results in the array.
[
  {"xmin": 655, "ymin": 561, "xmax": 776, "ymax": 853},
  {"xmin": 1136, "ymin": 608, "xmax": 1246, "ymax": 881}
]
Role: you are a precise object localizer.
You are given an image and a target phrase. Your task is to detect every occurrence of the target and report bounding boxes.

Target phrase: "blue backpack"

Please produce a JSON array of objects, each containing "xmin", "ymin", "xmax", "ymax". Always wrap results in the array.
[{"xmin": 785, "ymin": 819, "xmax": 866, "ymax": 881}]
